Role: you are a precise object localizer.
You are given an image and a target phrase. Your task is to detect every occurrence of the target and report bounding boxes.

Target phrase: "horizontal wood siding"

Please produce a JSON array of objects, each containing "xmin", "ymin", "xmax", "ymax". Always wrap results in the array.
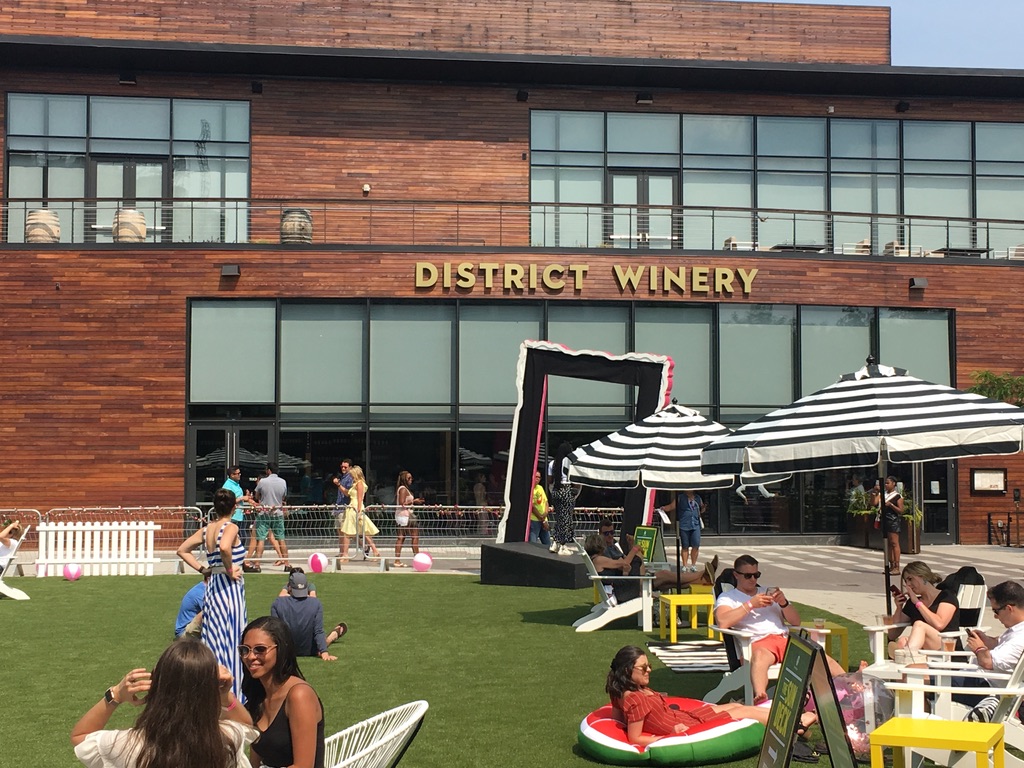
[
  {"xmin": 1, "ymin": 244, "xmax": 1024, "ymax": 546},
  {"xmin": 0, "ymin": 0, "xmax": 890, "ymax": 64}
]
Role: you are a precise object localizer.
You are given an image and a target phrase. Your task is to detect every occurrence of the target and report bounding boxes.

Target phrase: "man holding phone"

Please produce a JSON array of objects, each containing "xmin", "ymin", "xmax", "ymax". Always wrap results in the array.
[
  {"xmin": 957, "ymin": 581, "xmax": 1024, "ymax": 720},
  {"xmin": 715, "ymin": 553, "xmax": 845, "ymax": 705}
]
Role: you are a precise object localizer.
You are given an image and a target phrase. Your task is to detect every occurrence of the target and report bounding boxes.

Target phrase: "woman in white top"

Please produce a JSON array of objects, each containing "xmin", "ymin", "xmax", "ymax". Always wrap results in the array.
[
  {"xmin": 71, "ymin": 639, "xmax": 256, "ymax": 768},
  {"xmin": 0, "ymin": 519, "xmax": 23, "ymax": 572},
  {"xmin": 394, "ymin": 470, "xmax": 424, "ymax": 567}
]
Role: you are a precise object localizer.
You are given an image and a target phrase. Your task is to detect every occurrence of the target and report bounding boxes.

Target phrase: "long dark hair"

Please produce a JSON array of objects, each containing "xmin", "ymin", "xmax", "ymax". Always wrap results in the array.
[
  {"xmin": 212, "ymin": 488, "xmax": 236, "ymax": 519},
  {"xmin": 241, "ymin": 616, "xmax": 305, "ymax": 721},
  {"xmin": 131, "ymin": 639, "xmax": 232, "ymax": 768},
  {"xmin": 396, "ymin": 470, "xmax": 412, "ymax": 491},
  {"xmin": 606, "ymin": 645, "xmax": 646, "ymax": 699}
]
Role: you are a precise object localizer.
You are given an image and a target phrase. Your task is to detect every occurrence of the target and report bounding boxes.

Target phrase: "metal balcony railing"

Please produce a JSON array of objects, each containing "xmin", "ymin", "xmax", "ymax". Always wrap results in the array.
[{"xmin": 6, "ymin": 197, "xmax": 1024, "ymax": 260}]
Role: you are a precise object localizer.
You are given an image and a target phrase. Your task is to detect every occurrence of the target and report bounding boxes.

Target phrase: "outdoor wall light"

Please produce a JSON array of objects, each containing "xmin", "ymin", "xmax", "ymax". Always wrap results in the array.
[
  {"xmin": 895, "ymin": 101, "xmax": 910, "ymax": 113},
  {"xmin": 362, "ymin": 184, "xmax": 371, "ymax": 196},
  {"xmin": 635, "ymin": 92, "xmax": 654, "ymax": 105},
  {"xmin": 516, "ymin": 89, "xmax": 529, "ymax": 102},
  {"xmin": 909, "ymin": 277, "xmax": 928, "ymax": 289},
  {"xmin": 251, "ymin": 81, "xmax": 264, "ymax": 94},
  {"xmin": 118, "ymin": 72, "xmax": 137, "ymax": 86},
  {"xmin": 220, "ymin": 264, "xmax": 241, "ymax": 277}
]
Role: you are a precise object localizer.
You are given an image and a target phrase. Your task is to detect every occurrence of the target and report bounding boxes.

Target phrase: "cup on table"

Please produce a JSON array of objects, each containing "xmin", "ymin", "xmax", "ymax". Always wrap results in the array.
[
  {"xmin": 882, "ymin": 615, "xmax": 895, "ymax": 626},
  {"xmin": 942, "ymin": 637, "xmax": 957, "ymax": 652},
  {"xmin": 813, "ymin": 617, "xmax": 826, "ymax": 629}
]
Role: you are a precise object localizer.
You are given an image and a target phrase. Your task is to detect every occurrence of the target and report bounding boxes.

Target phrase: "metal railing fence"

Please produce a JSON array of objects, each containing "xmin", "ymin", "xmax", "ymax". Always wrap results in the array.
[{"xmin": 6, "ymin": 197, "xmax": 1024, "ymax": 259}]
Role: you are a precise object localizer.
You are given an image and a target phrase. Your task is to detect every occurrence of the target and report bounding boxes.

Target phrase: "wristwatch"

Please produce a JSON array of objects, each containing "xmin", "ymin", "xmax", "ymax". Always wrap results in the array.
[{"xmin": 104, "ymin": 687, "xmax": 119, "ymax": 706}]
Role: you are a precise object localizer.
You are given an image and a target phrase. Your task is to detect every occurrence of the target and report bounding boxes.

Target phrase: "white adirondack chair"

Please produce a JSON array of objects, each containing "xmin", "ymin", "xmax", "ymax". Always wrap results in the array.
[
  {"xmin": 702, "ymin": 568, "xmax": 782, "ymax": 705},
  {"xmin": 885, "ymin": 651, "xmax": 1024, "ymax": 768},
  {"xmin": 573, "ymin": 547, "xmax": 654, "ymax": 633},
  {"xmin": 0, "ymin": 524, "xmax": 31, "ymax": 600}
]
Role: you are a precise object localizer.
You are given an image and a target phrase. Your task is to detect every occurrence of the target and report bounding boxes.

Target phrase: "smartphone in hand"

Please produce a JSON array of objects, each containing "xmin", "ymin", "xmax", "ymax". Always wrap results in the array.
[{"xmin": 890, "ymin": 585, "xmax": 901, "ymax": 597}]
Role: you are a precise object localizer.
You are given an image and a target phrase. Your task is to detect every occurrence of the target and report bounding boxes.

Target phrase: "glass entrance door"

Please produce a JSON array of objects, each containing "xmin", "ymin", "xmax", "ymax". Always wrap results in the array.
[
  {"xmin": 608, "ymin": 171, "xmax": 678, "ymax": 249},
  {"xmin": 918, "ymin": 460, "xmax": 957, "ymax": 544},
  {"xmin": 89, "ymin": 157, "xmax": 167, "ymax": 242},
  {"xmin": 187, "ymin": 423, "xmax": 275, "ymax": 507}
]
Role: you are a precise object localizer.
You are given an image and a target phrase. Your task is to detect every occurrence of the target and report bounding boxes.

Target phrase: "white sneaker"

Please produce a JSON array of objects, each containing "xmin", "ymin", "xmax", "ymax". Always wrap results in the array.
[
  {"xmin": 557, "ymin": 545, "xmax": 575, "ymax": 556},
  {"xmin": 548, "ymin": 542, "xmax": 559, "ymax": 553}
]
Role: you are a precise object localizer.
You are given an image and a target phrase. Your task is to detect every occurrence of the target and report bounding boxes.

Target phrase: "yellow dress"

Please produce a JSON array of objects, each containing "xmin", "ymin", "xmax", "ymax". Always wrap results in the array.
[{"xmin": 340, "ymin": 481, "xmax": 380, "ymax": 536}]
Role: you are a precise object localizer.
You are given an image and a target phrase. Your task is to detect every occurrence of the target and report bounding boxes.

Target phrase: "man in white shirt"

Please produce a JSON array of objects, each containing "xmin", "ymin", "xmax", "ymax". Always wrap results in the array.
[
  {"xmin": 958, "ymin": 580, "xmax": 1024, "ymax": 720},
  {"xmin": 715, "ymin": 553, "xmax": 845, "ymax": 704}
]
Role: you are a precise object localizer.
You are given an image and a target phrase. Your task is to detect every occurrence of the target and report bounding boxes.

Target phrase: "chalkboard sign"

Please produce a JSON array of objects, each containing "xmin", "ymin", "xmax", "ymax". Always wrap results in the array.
[
  {"xmin": 757, "ymin": 632, "xmax": 856, "ymax": 768},
  {"xmin": 633, "ymin": 526, "xmax": 659, "ymax": 562}
]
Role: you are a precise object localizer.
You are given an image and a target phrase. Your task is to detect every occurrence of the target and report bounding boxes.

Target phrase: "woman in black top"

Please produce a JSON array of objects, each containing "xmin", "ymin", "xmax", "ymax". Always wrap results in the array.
[
  {"xmin": 241, "ymin": 616, "xmax": 325, "ymax": 768},
  {"xmin": 885, "ymin": 560, "xmax": 959, "ymax": 659}
]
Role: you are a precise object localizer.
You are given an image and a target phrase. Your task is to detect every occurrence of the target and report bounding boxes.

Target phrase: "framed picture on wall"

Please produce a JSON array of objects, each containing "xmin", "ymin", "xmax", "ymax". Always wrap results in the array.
[{"xmin": 971, "ymin": 468, "xmax": 1007, "ymax": 495}]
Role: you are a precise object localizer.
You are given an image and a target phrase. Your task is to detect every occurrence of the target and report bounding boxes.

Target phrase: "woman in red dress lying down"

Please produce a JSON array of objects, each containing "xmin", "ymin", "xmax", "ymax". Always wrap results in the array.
[{"xmin": 606, "ymin": 645, "xmax": 816, "ymax": 747}]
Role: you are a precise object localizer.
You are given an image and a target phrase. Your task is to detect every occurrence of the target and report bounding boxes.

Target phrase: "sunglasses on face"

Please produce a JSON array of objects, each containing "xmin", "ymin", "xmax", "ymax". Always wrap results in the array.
[
  {"xmin": 238, "ymin": 644, "xmax": 277, "ymax": 658},
  {"xmin": 634, "ymin": 664, "xmax": 652, "ymax": 673},
  {"xmin": 601, "ymin": 530, "xmax": 616, "ymax": 537},
  {"xmin": 993, "ymin": 605, "xmax": 1010, "ymax": 615},
  {"xmin": 736, "ymin": 571, "xmax": 761, "ymax": 579}
]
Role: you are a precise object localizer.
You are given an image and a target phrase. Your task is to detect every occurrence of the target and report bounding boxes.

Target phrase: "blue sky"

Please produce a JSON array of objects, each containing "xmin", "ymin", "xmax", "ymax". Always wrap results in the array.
[{"xmin": 717, "ymin": 0, "xmax": 1022, "ymax": 69}]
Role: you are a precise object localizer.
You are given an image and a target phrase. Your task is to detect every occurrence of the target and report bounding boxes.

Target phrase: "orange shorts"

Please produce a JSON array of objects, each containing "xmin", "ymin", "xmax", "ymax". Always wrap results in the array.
[{"xmin": 752, "ymin": 633, "xmax": 789, "ymax": 663}]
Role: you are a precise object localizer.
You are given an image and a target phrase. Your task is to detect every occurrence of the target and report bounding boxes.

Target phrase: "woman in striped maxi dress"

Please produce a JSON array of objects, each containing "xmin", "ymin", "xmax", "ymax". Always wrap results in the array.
[{"xmin": 177, "ymin": 487, "xmax": 248, "ymax": 699}]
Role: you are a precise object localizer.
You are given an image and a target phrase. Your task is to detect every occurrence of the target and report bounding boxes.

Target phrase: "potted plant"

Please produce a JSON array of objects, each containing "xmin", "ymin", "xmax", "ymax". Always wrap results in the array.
[{"xmin": 847, "ymin": 486, "xmax": 923, "ymax": 553}]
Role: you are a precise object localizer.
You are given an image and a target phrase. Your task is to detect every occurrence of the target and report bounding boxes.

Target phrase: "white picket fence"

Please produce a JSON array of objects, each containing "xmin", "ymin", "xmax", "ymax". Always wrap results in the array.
[{"xmin": 36, "ymin": 521, "xmax": 162, "ymax": 576}]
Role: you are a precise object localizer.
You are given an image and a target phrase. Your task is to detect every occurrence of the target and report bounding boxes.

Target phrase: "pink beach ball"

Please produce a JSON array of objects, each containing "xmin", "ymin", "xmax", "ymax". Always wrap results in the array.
[
  {"xmin": 63, "ymin": 563, "xmax": 83, "ymax": 581},
  {"xmin": 308, "ymin": 552, "xmax": 328, "ymax": 573},
  {"xmin": 412, "ymin": 552, "xmax": 433, "ymax": 572}
]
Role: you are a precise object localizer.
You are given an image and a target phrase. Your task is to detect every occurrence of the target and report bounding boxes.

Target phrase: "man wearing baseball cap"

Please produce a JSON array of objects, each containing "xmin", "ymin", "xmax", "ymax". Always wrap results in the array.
[{"xmin": 270, "ymin": 568, "xmax": 348, "ymax": 661}]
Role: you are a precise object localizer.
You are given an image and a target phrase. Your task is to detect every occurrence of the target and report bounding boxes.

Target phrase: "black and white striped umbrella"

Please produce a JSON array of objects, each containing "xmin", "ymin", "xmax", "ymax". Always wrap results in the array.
[
  {"xmin": 569, "ymin": 402, "xmax": 779, "ymax": 491},
  {"xmin": 701, "ymin": 361, "xmax": 1024, "ymax": 477}
]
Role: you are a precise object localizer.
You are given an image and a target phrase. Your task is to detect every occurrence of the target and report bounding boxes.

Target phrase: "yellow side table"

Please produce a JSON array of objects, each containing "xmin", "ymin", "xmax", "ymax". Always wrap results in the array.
[
  {"xmin": 869, "ymin": 717, "xmax": 1004, "ymax": 768},
  {"xmin": 799, "ymin": 621, "xmax": 849, "ymax": 670},
  {"xmin": 658, "ymin": 592, "xmax": 715, "ymax": 642}
]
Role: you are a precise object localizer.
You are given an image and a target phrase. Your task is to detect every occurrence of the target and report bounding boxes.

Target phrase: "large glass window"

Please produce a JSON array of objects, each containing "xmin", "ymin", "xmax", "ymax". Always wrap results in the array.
[
  {"xmin": 719, "ymin": 305, "xmax": 796, "ymax": 415},
  {"xmin": 547, "ymin": 304, "xmax": 630, "ymax": 420},
  {"xmin": 189, "ymin": 300, "xmax": 276, "ymax": 402},
  {"xmin": 800, "ymin": 307, "xmax": 873, "ymax": 394},
  {"xmin": 6, "ymin": 93, "xmax": 249, "ymax": 243},
  {"xmin": 458, "ymin": 304, "xmax": 543, "ymax": 414},
  {"xmin": 879, "ymin": 309, "xmax": 951, "ymax": 385},
  {"xmin": 280, "ymin": 304, "xmax": 365, "ymax": 405},
  {"xmin": 634, "ymin": 306, "xmax": 713, "ymax": 407},
  {"xmin": 369, "ymin": 304, "xmax": 454, "ymax": 416}
]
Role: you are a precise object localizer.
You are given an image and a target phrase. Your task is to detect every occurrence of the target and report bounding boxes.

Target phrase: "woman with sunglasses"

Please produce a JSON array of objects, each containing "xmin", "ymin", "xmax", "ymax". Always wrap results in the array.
[
  {"xmin": 606, "ymin": 646, "xmax": 814, "ymax": 747},
  {"xmin": 71, "ymin": 638, "xmax": 255, "ymax": 768},
  {"xmin": 241, "ymin": 616, "xmax": 325, "ymax": 768}
]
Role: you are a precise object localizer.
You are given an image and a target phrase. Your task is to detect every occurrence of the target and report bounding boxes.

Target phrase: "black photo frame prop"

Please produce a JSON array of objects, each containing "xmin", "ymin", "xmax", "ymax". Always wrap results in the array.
[
  {"xmin": 757, "ymin": 632, "xmax": 856, "ymax": 768},
  {"xmin": 496, "ymin": 340, "xmax": 673, "ymax": 545}
]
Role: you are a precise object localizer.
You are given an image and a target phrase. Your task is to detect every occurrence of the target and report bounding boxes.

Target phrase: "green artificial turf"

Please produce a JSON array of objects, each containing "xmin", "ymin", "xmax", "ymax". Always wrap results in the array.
[{"xmin": 3, "ymin": 574, "xmax": 869, "ymax": 767}]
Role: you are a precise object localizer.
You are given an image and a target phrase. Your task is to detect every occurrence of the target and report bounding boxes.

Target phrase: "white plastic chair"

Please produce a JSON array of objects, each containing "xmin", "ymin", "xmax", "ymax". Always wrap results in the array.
[
  {"xmin": 572, "ymin": 546, "xmax": 654, "ymax": 633},
  {"xmin": 324, "ymin": 700, "xmax": 428, "ymax": 768},
  {"xmin": 0, "ymin": 523, "xmax": 31, "ymax": 600}
]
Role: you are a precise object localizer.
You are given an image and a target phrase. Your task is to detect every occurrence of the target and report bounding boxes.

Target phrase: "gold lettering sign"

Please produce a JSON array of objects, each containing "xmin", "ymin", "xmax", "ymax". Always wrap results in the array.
[{"xmin": 414, "ymin": 262, "xmax": 756, "ymax": 296}]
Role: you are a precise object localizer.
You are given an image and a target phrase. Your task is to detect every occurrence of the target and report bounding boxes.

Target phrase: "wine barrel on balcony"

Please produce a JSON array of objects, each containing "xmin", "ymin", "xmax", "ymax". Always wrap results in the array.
[
  {"xmin": 25, "ymin": 209, "xmax": 61, "ymax": 243},
  {"xmin": 113, "ymin": 208, "xmax": 147, "ymax": 243},
  {"xmin": 280, "ymin": 208, "xmax": 313, "ymax": 244}
]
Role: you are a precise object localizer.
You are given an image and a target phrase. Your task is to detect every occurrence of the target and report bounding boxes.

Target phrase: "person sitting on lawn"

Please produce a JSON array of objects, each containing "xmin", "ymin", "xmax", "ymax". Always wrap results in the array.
[
  {"xmin": 606, "ymin": 645, "xmax": 815, "ymax": 746},
  {"xmin": 715, "ymin": 553, "xmax": 845, "ymax": 705},
  {"xmin": 71, "ymin": 638, "xmax": 255, "ymax": 768},
  {"xmin": 270, "ymin": 570, "xmax": 347, "ymax": 662},
  {"xmin": 0, "ymin": 518, "xmax": 24, "ymax": 572},
  {"xmin": 584, "ymin": 533, "xmax": 716, "ymax": 605},
  {"xmin": 174, "ymin": 569, "xmax": 210, "ymax": 639}
]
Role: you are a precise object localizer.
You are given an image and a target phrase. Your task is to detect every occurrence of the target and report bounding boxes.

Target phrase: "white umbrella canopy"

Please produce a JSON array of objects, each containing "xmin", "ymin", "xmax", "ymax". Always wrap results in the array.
[
  {"xmin": 701, "ymin": 361, "xmax": 1024, "ymax": 477},
  {"xmin": 569, "ymin": 402, "xmax": 784, "ymax": 491}
]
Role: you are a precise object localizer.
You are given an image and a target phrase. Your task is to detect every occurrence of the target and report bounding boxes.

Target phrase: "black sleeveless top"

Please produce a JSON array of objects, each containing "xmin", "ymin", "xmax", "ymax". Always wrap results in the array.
[{"xmin": 253, "ymin": 683, "xmax": 326, "ymax": 768}]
